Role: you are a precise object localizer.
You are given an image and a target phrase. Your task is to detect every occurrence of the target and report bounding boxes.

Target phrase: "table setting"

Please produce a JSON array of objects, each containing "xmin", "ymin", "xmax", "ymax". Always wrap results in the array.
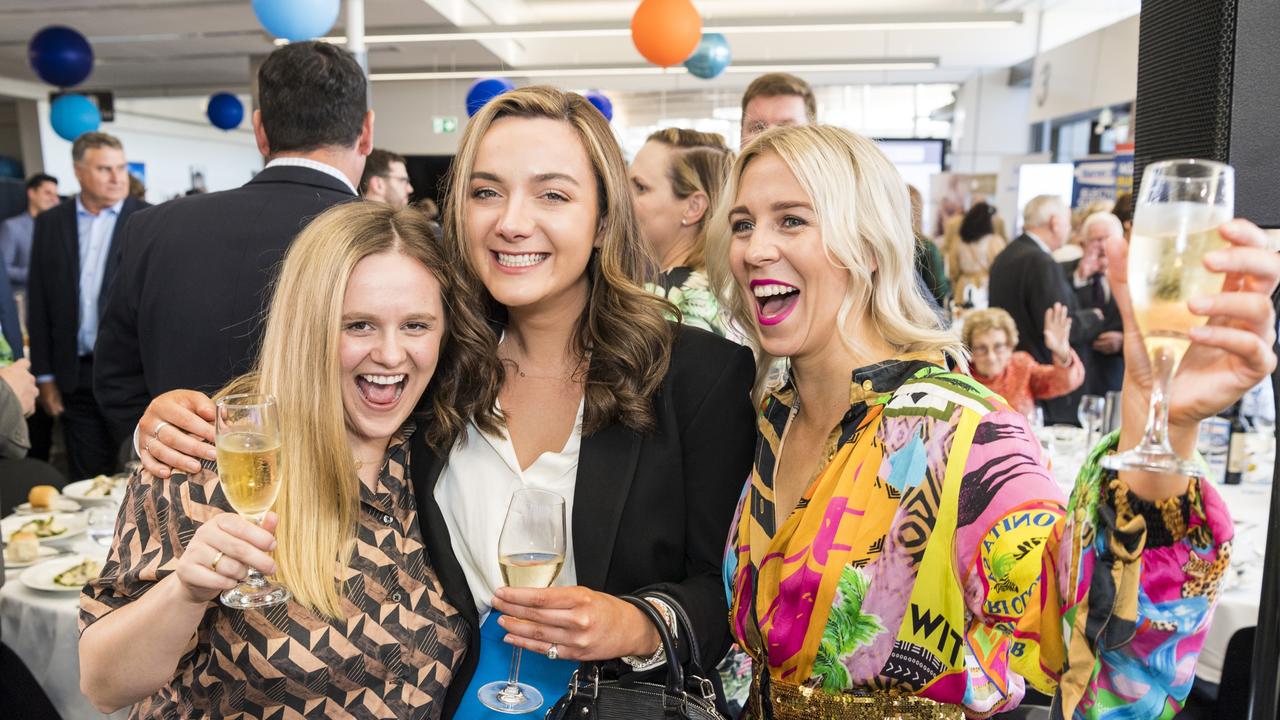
[{"xmin": 2, "ymin": 474, "xmax": 130, "ymax": 720}]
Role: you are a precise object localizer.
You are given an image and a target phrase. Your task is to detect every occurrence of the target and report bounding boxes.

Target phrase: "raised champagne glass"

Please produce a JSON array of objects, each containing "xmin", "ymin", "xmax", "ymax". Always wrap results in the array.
[
  {"xmin": 477, "ymin": 488, "xmax": 567, "ymax": 714},
  {"xmin": 1103, "ymin": 159, "xmax": 1233, "ymax": 476},
  {"xmin": 215, "ymin": 393, "xmax": 290, "ymax": 609}
]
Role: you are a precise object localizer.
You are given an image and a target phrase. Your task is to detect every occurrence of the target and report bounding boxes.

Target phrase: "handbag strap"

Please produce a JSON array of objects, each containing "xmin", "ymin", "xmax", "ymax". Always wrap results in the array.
[
  {"xmin": 641, "ymin": 590, "xmax": 705, "ymax": 672},
  {"xmin": 619, "ymin": 594, "xmax": 685, "ymax": 695}
]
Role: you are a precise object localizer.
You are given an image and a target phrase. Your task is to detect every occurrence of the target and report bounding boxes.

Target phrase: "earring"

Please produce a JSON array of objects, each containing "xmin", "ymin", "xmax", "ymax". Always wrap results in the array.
[{"xmin": 680, "ymin": 219, "xmax": 687, "ymax": 226}]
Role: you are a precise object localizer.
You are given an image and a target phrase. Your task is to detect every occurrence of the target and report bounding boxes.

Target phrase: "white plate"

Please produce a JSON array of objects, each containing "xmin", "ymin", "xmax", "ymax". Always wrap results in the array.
[
  {"xmin": 20, "ymin": 555, "xmax": 102, "ymax": 592},
  {"xmin": 63, "ymin": 477, "xmax": 128, "ymax": 505},
  {"xmin": 14, "ymin": 498, "xmax": 82, "ymax": 514},
  {"xmin": 1, "ymin": 512, "xmax": 87, "ymax": 544},
  {"xmin": 2, "ymin": 544, "xmax": 60, "ymax": 569}
]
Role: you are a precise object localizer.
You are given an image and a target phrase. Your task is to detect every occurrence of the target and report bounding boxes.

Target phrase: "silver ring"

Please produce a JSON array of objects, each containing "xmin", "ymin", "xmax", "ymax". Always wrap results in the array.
[
  {"xmin": 546, "ymin": 643, "xmax": 559, "ymax": 660},
  {"xmin": 152, "ymin": 420, "xmax": 171, "ymax": 439},
  {"xmin": 144, "ymin": 436, "xmax": 156, "ymax": 455}
]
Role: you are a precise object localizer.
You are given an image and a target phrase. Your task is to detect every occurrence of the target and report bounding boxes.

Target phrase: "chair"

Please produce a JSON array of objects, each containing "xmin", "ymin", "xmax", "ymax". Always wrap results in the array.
[{"xmin": 0, "ymin": 457, "xmax": 67, "ymax": 516}]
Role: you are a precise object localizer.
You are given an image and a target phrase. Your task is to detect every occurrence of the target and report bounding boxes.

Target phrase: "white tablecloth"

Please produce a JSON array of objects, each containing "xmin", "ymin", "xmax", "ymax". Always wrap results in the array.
[
  {"xmin": 1, "ymin": 534, "xmax": 129, "ymax": 719},
  {"xmin": 1046, "ymin": 431, "xmax": 1271, "ymax": 686}
]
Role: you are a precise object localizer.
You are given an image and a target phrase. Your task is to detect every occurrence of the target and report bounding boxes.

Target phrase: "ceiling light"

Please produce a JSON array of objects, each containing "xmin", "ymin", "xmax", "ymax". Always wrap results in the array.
[
  {"xmin": 369, "ymin": 60, "xmax": 939, "ymax": 82},
  {"xmin": 278, "ymin": 13, "xmax": 1020, "ymax": 46}
]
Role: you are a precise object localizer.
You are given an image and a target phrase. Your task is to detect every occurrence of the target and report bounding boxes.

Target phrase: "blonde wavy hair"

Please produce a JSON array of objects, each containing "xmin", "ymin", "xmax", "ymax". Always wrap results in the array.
[
  {"xmin": 645, "ymin": 128, "xmax": 733, "ymax": 271},
  {"xmin": 441, "ymin": 86, "xmax": 675, "ymax": 435},
  {"xmin": 219, "ymin": 203, "xmax": 496, "ymax": 618},
  {"xmin": 706, "ymin": 125, "xmax": 965, "ymax": 393},
  {"xmin": 961, "ymin": 307, "xmax": 1019, "ymax": 349}
]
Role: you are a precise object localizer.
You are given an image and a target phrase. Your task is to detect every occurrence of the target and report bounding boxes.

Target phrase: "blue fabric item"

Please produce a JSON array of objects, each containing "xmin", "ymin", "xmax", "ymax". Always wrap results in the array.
[{"xmin": 454, "ymin": 611, "xmax": 577, "ymax": 719}]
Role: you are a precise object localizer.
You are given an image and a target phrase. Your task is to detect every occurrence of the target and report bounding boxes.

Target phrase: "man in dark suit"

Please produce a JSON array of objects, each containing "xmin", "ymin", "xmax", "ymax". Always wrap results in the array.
[
  {"xmin": 95, "ymin": 41, "xmax": 371, "ymax": 442},
  {"xmin": 988, "ymin": 195, "xmax": 1103, "ymax": 424},
  {"xmin": 1061, "ymin": 211, "xmax": 1125, "ymax": 397},
  {"xmin": 27, "ymin": 132, "xmax": 148, "ymax": 478}
]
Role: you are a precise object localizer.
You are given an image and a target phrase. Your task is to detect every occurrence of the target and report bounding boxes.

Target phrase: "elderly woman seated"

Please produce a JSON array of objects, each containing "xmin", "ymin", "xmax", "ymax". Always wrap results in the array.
[{"xmin": 964, "ymin": 304, "xmax": 1083, "ymax": 419}]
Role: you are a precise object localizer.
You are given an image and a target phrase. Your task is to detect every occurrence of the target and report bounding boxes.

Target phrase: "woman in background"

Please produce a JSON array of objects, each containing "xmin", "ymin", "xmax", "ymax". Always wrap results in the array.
[
  {"xmin": 629, "ymin": 128, "xmax": 736, "ymax": 337},
  {"xmin": 947, "ymin": 201, "xmax": 1006, "ymax": 306},
  {"xmin": 964, "ymin": 304, "xmax": 1084, "ymax": 420}
]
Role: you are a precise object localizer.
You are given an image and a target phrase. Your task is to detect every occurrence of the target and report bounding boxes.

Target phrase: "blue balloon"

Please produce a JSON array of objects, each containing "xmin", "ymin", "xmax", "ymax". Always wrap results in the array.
[
  {"xmin": 683, "ymin": 33, "xmax": 731, "ymax": 80},
  {"xmin": 584, "ymin": 91, "xmax": 613, "ymax": 122},
  {"xmin": 49, "ymin": 94, "xmax": 101, "ymax": 142},
  {"xmin": 466, "ymin": 77, "xmax": 515, "ymax": 117},
  {"xmin": 0, "ymin": 156, "xmax": 22, "ymax": 180},
  {"xmin": 207, "ymin": 93, "xmax": 245, "ymax": 130},
  {"xmin": 251, "ymin": 0, "xmax": 340, "ymax": 42},
  {"xmin": 28, "ymin": 26, "xmax": 94, "ymax": 88}
]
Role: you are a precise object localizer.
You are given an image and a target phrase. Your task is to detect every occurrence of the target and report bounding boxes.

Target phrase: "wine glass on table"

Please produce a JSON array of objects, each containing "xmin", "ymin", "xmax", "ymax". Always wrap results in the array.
[
  {"xmin": 215, "ymin": 393, "xmax": 290, "ymax": 609},
  {"xmin": 477, "ymin": 488, "xmax": 567, "ymax": 714},
  {"xmin": 1103, "ymin": 159, "xmax": 1234, "ymax": 477},
  {"xmin": 1077, "ymin": 394, "xmax": 1105, "ymax": 449}
]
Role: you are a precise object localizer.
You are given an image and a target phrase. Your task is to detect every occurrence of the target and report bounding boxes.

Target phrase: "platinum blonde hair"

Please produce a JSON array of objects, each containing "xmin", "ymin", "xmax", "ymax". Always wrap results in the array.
[
  {"xmin": 1022, "ymin": 194, "xmax": 1068, "ymax": 229},
  {"xmin": 1081, "ymin": 210, "xmax": 1124, "ymax": 238},
  {"xmin": 706, "ymin": 124, "xmax": 965, "ymax": 395}
]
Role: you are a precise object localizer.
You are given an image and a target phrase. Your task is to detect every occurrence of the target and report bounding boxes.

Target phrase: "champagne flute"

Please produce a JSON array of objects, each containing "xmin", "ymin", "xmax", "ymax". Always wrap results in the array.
[
  {"xmin": 1104, "ymin": 159, "xmax": 1233, "ymax": 476},
  {"xmin": 215, "ymin": 393, "xmax": 290, "ymax": 609},
  {"xmin": 477, "ymin": 488, "xmax": 567, "ymax": 714},
  {"xmin": 1077, "ymin": 394, "xmax": 1105, "ymax": 448}
]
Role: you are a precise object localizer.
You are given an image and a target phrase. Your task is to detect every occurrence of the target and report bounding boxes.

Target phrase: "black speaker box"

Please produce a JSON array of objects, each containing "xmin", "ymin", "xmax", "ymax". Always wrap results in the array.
[{"xmin": 1133, "ymin": 0, "xmax": 1280, "ymax": 228}]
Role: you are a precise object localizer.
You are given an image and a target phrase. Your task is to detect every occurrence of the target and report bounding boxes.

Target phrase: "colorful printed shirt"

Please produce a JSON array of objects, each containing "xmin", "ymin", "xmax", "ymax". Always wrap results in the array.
[
  {"xmin": 725, "ymin": 358, "xmax": 1232, "ymax": 719},
  {"xmin": 647, "ymin": 266, "xmax": 735, "ymax": 339},
  {"xmin": 80, "ymin": 424, "xmax": 469, "ymax": 719}
]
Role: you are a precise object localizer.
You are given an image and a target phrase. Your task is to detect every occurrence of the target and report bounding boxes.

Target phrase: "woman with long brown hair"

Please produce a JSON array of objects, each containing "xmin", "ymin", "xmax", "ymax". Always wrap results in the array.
[{"xmin": 138, "ymin": 87, "xmax": 756, "ymax": 718}]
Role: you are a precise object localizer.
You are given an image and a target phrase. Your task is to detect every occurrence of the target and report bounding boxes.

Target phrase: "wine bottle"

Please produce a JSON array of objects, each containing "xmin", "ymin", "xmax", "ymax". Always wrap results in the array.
[{"xmin": 1225, "ymin": 404, "xmax": 1246, "ymax": 485}]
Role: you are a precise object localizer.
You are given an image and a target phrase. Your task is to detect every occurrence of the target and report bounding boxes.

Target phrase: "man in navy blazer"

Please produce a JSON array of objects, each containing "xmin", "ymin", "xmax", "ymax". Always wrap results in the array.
[
  {"xmin": 95, "ymin": 41, "xmax": 370, "ymax": 440},
  {"xmin": 27, "ymin": 132, "xmax": 148, "ymax": 478},
  {"xmin": 0, "ymin": 264, "xmax": 20, "ymax": 362}
]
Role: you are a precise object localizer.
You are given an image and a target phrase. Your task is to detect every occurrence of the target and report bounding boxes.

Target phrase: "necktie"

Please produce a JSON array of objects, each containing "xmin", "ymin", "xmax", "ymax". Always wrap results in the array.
[{"xmin": 1090, "ymin": 273, "xmax": 1106, "ymax": 308}]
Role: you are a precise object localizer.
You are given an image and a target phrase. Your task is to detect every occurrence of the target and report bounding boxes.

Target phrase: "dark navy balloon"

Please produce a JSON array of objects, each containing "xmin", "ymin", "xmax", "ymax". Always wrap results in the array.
[
  {"xmin": 207, "ymin": 93, "xmax": 245, "ymax": 130},
  {"xmin": 50, "ymin": 94, "xmax": 101, "ymax": 141},
  {"xmin": 466, "ymin": 77, "xmax": 515, "ymax": 117},
  {"xmin": 584, "ymin": 91, "xmax": 613, "ymax": 122},
  {"xmin": 28, "ymin": 26, "xmax": 94, "ymax": 87},
  {"xmin": 683, "ymin": 33, "xmax": 731, "ymax": 80}
]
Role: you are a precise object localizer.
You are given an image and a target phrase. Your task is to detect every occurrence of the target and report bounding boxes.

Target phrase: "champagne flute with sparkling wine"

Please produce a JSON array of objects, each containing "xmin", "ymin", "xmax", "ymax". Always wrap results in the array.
[
  {"xmin": 477, "ymin": 488, "xmax": 566, "ymax": 714},
  {"xmin": 215, "ymin": 393, "xmax": 290, "ymax": 609},
  {"xmin": 1103, "ymin": 159, "xmax": 1234, "ymax": 476}
]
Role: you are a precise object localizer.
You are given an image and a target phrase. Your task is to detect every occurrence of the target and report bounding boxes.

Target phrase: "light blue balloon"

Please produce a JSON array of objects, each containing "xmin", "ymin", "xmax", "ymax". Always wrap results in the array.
[
  {"xmin": 683, "ymin": 33, "xmax": 731, "ymax": 80},
  {"xmin": 50, "ymin": 93, "xmax": 100, "ymax": 141},
  {"xmin": 251, "ymin": 0, "xmax": 340, "ymax": 42}
]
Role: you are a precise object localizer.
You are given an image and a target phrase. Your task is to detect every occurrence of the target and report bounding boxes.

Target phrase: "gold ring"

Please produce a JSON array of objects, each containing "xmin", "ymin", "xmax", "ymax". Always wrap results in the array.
[
  {"xmin": 210, "ymin": 550, "xmax": 225, "ymax": 572},
  {"xmin": 152, "ymin": 420, "xmax": 171, "ymax": 439}
]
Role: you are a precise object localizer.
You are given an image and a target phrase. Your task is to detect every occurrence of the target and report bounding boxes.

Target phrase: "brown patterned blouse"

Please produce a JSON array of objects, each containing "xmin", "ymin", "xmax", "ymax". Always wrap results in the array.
[{"xmin": 80, "ymin": 425, "xmax": 469, "ymax": 719}]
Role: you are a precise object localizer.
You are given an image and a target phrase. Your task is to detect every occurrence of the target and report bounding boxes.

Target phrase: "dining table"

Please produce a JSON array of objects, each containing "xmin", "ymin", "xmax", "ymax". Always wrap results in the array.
[{"xmin": 1, "ymin": 499, "xmax": 130, "ymax": 719}]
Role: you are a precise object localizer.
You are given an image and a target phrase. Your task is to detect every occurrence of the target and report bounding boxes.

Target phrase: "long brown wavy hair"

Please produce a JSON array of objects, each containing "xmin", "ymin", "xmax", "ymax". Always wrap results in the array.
[
  {"xmin": 442, "ymin": 86, "xmax": 674, "ymax": 434},
  {"xmin": 221, "ymin": 202, "xmax": 498, "ymax": 616}
]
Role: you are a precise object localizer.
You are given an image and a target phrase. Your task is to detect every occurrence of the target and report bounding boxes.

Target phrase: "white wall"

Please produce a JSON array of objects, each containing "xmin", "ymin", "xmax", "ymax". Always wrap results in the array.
[
  {"xmin": 1028, "ymin": 15, "xmax": 1139, "ymax": 125},
  {"xmin": 370, "ymin": 80, "xmax": 471, "ymax": 156},
  {"xmin": 949, "ymin": 68, "xmax": 1031, "ymax": 175},
  {"xmin": 37, "ymin": 96, "xmax": 262, "ymax": 203}
]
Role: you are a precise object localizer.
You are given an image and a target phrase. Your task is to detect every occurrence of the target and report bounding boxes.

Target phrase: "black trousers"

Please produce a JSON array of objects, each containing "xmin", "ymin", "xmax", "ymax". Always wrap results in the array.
[{"xmin": 60, "ymin": 356, "xmax": 127, "ymax": 480}]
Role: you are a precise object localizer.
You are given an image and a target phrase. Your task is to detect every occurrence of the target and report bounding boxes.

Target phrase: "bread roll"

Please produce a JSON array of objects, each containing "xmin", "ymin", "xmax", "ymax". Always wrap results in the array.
[
  {"xmin": 7, "ymin": 531, "xmax": 39, "ymax": 562},
  {"xmin": 28, "ymin": 485, "xmax": 59, "ymax": 510}
]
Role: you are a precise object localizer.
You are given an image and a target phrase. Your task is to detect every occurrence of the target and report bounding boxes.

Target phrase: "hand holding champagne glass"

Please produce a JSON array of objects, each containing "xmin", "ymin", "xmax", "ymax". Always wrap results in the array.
[
  {"xmin": 1105, "ymin": 159, "xmax": 1233, "ymax": 476},
  {"xmin": 478, "ymin": 488, "xmax": 566, "ymax": 714},
  {"xmin": 216, "ymin": 393, "xmax": 290, "ymax": 609}
]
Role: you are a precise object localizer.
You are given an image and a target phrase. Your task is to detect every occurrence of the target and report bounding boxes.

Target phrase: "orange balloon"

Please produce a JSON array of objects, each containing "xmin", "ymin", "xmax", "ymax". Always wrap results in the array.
[{"xmin": 631, "ymin": 0, "xmax": 703, "ymax": 68}]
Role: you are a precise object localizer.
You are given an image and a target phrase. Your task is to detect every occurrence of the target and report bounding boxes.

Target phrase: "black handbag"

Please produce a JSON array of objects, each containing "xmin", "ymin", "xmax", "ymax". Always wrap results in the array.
[{"xmin": 545, "ymin": 594, "xmax": 729, "ymax": 720}]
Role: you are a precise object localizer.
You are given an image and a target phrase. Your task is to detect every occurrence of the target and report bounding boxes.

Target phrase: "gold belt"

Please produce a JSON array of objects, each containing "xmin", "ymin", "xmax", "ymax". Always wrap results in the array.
[{"xmin": 747, "ymin": 673, "xmax": 965, "ymax": 720}]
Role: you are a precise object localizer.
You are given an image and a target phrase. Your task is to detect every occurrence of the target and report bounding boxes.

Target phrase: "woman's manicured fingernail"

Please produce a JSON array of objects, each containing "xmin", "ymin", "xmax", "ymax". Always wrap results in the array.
[
  {"xmin": 1189, "ymin": 326, "xmax": 1209, "ymax": 340},
  {"xmin": 1188, "ymin": 297, "xmax": 1210, "ymax": 313},
  {"xmin": 1204, "ymin": 251, "xmax": 1227, "ymax": 268}
]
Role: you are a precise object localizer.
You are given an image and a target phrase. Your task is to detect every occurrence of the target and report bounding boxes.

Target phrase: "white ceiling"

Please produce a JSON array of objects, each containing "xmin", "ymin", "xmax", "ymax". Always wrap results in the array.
[{"xmin": 0, "ymin": 0, "xmax": 1140, "ymax": 96}]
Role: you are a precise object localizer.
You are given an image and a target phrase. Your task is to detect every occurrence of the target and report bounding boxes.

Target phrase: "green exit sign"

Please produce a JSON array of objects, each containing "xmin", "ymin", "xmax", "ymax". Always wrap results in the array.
[{"xmin": 433, "ymin": 116, "xmax": 458, "ymax": 134}]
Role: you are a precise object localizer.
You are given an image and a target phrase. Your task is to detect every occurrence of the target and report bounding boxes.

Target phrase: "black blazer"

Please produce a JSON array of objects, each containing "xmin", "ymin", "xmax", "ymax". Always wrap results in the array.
[
  {"xmin": 411, "ymin": 325, "xmax": 756, "ymax": 719},
  {"xmin": 27, "ymin": 196, "xmax": 148, "ymax": 393},
  {"xmin": 1061, "ymin": 258, "xmax": 1124, "ymax": 395},
  {"xmin": 94, "ymin": 165, "xmax": 356, "ymax": 430},
  {"xmin": 0, "ymin": 266, "xmax": 20, "ymax": 360}
]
